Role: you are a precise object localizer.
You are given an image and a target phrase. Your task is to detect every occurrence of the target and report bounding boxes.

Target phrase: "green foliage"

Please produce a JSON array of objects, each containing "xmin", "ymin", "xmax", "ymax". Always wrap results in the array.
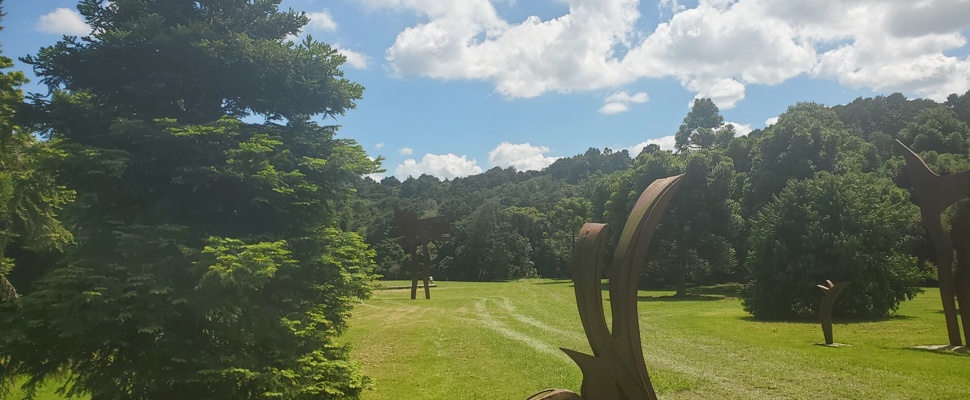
[
  {"xmin": 742, "ymin": 172, "xmax": 925, "ymax": 319},
  {"xmin": 24, "ymin": 0, "xmax": 362, "ymax": 124},
  {"xmin": 0, "ymin": 1, "xmax": 74, "ymax": 303},
  {"xmin": 896, "ymin": 106, "xmax": 970, "ymax": 155},
  {"xmin": 445, "ymin": 200, "xmax": 537, "ymax": 281},
  {"xmin": 674, "ymin": 98, "xmax": 733, "ymax": 151},
  {"xmin": 606, "ymin": 148, "xmax": 740, "ymax": 292},
  {"xmin": 0, "ymin": 1, "xmax": 379, "ymax": 399},
  {"xmin": 746, "ymin": 102, "xmax": 878, "ymax": 213}
]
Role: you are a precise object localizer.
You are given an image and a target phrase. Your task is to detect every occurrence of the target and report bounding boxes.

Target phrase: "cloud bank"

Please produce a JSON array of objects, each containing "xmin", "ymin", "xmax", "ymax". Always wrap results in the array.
[{"xmin": 368, "ymin": 0, "xmax": 970, "ymax": 108}]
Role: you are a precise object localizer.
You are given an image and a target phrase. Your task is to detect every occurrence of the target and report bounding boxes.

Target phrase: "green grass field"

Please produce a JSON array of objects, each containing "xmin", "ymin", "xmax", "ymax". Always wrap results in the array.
[{"xmin": 346, "ymin": 280, "xmax": 970, "ymax": 400}]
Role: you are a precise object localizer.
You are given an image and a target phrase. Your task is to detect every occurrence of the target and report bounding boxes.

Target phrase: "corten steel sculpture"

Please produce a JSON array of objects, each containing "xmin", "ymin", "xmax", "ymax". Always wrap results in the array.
[
  {"xmin": 392, "ymin": 207, "xmax": 450, "ymax": 300},
  {"xmin": 532, "ymin": 175, "xmax": 684, "ymax": 400},
  {"xmin": 817, "ymin": 280, "xmax": 850, "ymax": 345},
  {"xmin": 895, "ymin": 140, "xmax": 970, "ymax": 346}
]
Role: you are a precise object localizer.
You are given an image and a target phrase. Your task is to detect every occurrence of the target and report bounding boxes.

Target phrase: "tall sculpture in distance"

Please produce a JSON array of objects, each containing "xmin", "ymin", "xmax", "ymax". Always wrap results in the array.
[
  {"xmin": 895, "ymin": 140, "xmax": 970, "ymax": 346},
  {"xmin": 532, "ymin": 174, "xmax": 684, "ymax": 400},
  {"xmin": 393, "ymin": 208, "xmax": 450, "ymax": 300},
  {"xmin": 816, "ymin": 280, "xmax": 850, "ymax": 346}
]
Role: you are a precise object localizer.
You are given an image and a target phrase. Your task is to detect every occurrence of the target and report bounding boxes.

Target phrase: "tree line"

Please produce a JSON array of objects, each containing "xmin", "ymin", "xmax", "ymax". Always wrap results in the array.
[{"xmin": 352, "ymin": 92, "xmax": 970, "ymax": 320}]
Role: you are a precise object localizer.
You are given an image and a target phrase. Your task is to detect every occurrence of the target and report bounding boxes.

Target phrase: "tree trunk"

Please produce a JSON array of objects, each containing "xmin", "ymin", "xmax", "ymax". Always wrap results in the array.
[{"xmin": 675, "ymin": 261, "xmax": 687, "ymax": 297}]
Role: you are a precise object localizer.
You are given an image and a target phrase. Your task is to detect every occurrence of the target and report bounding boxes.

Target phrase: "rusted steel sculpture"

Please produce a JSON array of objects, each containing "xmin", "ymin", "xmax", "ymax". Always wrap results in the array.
[
  {"xmin": 817, "ymin": 280, "xmax": 850, "ymax": 345},
  {"xmin": 392, "ymin": 207, "xmax": 450, "ymax": 300},
  {"xmin": 532, "ymin": 175, "xmax": 684, "ymax": 400},
  {"xmin": 895, "ymin": 140, "xmax": 970, "ymax": 346}
]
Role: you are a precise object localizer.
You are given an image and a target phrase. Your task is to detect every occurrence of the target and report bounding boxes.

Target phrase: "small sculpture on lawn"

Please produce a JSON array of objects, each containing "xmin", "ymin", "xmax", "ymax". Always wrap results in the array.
[
  {"xmin": 816, "ymin": 280, "xmax": 850, "ymax": 346},
  {"xmin": 532, "ymin": 174, "xmax": 684, "ymax": 400},
  {"xmin": 392, "ymin": 207, "xmax": 450, "ymax": 300},
  {"xmin": 895, "ymin": 140, "xmax": 970, "ymax": 346}
]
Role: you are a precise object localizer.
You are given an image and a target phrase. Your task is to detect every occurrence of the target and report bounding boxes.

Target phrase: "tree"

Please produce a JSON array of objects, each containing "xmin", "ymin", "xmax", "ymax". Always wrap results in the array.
[
  {"xmin": 674, "ymin": 98, "xmax": 734, "ymax": 152},
  {"xmin": 0, "ymin": 0, "xmax": 74, "ymax": 303},
  {"xmin": 896, "ymin": 106, "xmax": 970, "ymax": 155},
  {"xmin": 0, "ymin": 1, "xmax": 379, "ymax": 399},
  {"xmin": 945, "ymin": 90, "xmax": 970, "ymax": 126},
  {"xmin": 742, "ymin": 172, "xmax": 925, "ymax": 320},
  {"xmin": 650, "ymin": 150, "xmax": 740, "ymax": 295},
  {"xmin": 604, "ymin": 148, "xmax": 739, "ymax": 293},
  {"xmin": 746, "ymin": 102, "xmax": 878, "ymax": 213}
]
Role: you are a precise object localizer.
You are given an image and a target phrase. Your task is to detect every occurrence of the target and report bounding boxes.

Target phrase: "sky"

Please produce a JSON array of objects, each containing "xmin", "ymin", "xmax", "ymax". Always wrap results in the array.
[{"xmin": 2, "ymin": 0, "xmax": 970, "ymax": 181}]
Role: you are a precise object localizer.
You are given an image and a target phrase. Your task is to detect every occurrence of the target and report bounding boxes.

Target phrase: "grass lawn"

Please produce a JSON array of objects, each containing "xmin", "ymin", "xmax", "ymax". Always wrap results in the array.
[{"xmin": 344, "ymin": 280, "xmax": 970, "ymax": 400}]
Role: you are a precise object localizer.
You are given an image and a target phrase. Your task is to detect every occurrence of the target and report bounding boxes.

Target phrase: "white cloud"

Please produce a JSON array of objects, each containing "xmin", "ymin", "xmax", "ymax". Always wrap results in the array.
[
  {"xmin": 36, "ymin": 8, "xmax": 91, "ymax": 35},
  {"xmin": 627, "ymin": 135, "xmax": 676, "ymax": 155},
  {"xmin": 599, "ymin": 102, "xmax": 630, "ymax": 114},
  {"xmin": 600, "ymin": 91, "xmax": 649, "ymax": 114},
  {"xmin": 764, "ymin": 116, "xmax": 779, "ymax": 127},
  {"xmin": 395, "ymin": 153, "xmax": 483, "ymax": 179},
  {"xmin": 336, "ymin": 46, "xmax": 370, "ymax": 69},
  {"xmin": 306, "ymin": 10, "xmax": 338, "ymax": 32},
  {"xmin": 487, "ymin": 142, "xmax": 560, "ymax": 171},
  {"xmin": 370, "ymin": 0, "xmax": 970, "ymax": 108},
  {"xmin": 399, "ymin": 147, "xmax": 414, "ymax": 155},
  {"xmin": 726, "ymin": 121, "xmax": 752, "ymax": 137},
  {"xmin": 375, "ymin": 142, "xmax": 385, "ymax": 149}
]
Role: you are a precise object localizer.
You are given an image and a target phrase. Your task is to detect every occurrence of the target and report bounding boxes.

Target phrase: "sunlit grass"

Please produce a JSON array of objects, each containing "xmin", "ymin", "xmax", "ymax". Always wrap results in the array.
[{"xmin": 344, "ymin": 280, "xmax": 970, "ymax": 400}]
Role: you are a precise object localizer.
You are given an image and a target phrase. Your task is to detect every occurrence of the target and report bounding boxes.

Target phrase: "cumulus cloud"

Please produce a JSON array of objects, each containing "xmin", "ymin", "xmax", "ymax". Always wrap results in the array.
[
  {"xmin": 369, "ymin": 0, "xmax": 970, "ymax": 107},
  {"xmin": 375, "ymin": 142, "xmax": 385, "ymax": 149},
  {"xmin": 398, "ymin": 147, "xmax": 414, "ymax": 155},
  {"xmin": 627, "ymin": 135, "xmax": 676, "ymax": 155},
  {"xmin": 306, "ymin": 10, "xmax": 338, "ymax": 32},
  {"xmin": 336, "ymin": 46, "xmax": 370, "ymax": 69},
  {"xmin": 36, "ymin": 8, "xmax": 90, "ymax": 35},
  {"xmin": 764, "ymin": 116, "xmax": 779, "ymax": 127},
  {"xmin": 395, "ymin": 153, "xmax": 483, "ymax": 179},
  {"xmin": 600, "ymin": 91, "xmax": 649, "ymax": 114},
  {"xmin": 725, "ymin": 122, "xmax": 752, "ymax": 137},
  {"xmin": 487, "ymin": 142, "xmax": 559, "ymax": 171}
]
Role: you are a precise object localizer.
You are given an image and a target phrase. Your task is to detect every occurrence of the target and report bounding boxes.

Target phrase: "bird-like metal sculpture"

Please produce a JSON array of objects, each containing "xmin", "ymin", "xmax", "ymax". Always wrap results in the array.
[
  {"xmin": 533, "ymin": 174, "xmax": 684, "ymax": 400},
  {"xmin": 392, "ymin": 207, "xmax": 450, "ymax": 299},
  {"xmin": 895, "ymin": 140, "xmax": 970, "ymax": 346}
]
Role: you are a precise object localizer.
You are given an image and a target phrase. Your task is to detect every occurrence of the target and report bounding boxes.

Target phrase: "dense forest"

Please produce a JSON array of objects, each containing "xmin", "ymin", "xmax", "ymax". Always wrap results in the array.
[
  {"xmin": 351, "ymin": 91, "xmax": 970, "ymax": 318},
  {"xmin": 3, "ymin": 0, "xmax": 970, "ymax": 398}
]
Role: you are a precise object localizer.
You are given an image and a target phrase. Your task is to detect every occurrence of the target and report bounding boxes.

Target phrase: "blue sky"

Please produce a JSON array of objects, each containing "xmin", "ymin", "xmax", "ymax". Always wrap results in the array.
[{"xmin": 2, "ymin": 1, "xmax": 970, "ymax": 180}]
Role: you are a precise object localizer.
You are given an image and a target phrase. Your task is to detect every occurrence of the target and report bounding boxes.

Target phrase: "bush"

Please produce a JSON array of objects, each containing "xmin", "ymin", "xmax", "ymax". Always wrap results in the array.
[{"xmin": 741, "ymin": 172, "xmax": 926, "ymax": 319}]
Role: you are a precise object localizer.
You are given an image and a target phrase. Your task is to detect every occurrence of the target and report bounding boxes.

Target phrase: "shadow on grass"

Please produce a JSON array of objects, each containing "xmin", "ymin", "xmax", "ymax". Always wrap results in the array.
[
  {"xmin": 689, "ymin": 284, "xmax": 742, "ymax": 297},
  {"xmin": 636, "ymin": 294, "xmax": 727, "ymax": 302},
  {"xmin": 905, "ymin": 345, "xmax": 969, "ymax": 357},
  {"xmin": 737, "ymin": 314, "xmax": 917, "ymax": 325}
]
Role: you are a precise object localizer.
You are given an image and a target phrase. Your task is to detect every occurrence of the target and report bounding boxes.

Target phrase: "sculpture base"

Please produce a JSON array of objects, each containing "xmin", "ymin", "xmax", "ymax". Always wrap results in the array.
[
  {"xmin": 814, "ymin": 342, "xmax": 851, "ymax": 347},
  {"xmin": 912, "ymin": 344, "xmax": 968, "ymax": 354}
]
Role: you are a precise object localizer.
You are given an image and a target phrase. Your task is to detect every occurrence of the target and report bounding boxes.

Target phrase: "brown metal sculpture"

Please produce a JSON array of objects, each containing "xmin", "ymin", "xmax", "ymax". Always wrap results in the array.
[
  {"xmin": 895, "ymin": 140, "xmax": 970, "ymax": 346},
  {"xmin": 817, "ymin": 280, "xmax": 850, "ymax": 345},
  {"xmin": 392, "ymin": 207, "xmax": 450, "ymax": 299},
  {"xmin": 533, "ymin": 175, "xmax": 684, "ymax": 400}
]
